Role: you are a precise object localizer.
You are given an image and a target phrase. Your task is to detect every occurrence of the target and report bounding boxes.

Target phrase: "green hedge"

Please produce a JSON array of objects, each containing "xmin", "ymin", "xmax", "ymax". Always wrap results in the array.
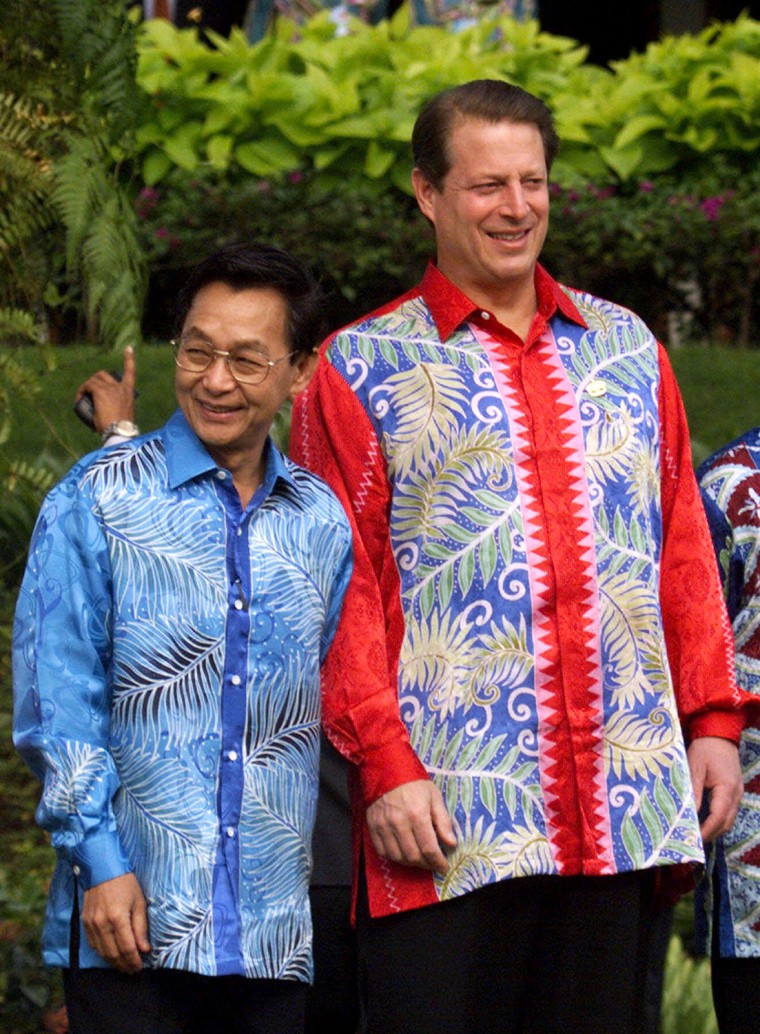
[{"xmin": 134, "ymin": 10, "xmax": 760, "ymax": 189}]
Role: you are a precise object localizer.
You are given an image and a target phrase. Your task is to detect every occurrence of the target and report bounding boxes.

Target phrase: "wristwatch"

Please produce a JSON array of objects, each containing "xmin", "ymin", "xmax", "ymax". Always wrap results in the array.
[{"xmin": 101, "ymin": 420, "xmax": 140, "ymax": 444}]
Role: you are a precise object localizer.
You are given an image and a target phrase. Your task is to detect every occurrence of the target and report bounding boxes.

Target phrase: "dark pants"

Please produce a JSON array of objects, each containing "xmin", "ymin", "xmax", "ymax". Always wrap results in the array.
[
  {"xmin": 357, "ymin": 869, "xmax": 661, "ymax": 1034},
  {"xmin": 712, "ymin": 956, "xmax": 760, "ymax": 1034},
  {"xmin": 63, "ymin": 967, "xmax": 307, "ymax": 1034},
  {"xmin": 307, "ymin": 885, "xmax": 360, "ymax": 1034},
  {"xmin": 63, "ymin": 892, "xmax": 306, "ymax": 1034}
]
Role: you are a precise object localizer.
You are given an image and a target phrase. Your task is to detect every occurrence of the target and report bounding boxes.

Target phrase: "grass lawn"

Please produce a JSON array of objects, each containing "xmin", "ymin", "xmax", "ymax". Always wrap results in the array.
[
  {"xmin": 2, "ymin": 342, "xmax": 759, "ymax": 475},
  {"xmin": 669, "ymin": 346, "xmax": 760, "ymax": 465}
]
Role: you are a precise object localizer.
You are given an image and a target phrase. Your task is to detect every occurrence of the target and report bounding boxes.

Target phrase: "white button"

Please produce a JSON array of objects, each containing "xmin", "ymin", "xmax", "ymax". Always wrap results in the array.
[
  {"xmin": 234, "ymin": 599, "xmax": 244, "ymax": 610},
  {"xmin": 237, "ymin": 527, "xmax": 243, "ymax": 537},
  {"xmin": 72, "ymin": 865, "xmax": 81, "ymax": 876},
  {"xmin": 481, "ymin": 311, "xmax": 490, "ymax": 320},
  {"xmin": 216, "ymin": 470, "xmax": 227, "ymax": 480},
  {"xmin": 231, "ymin": 675, "xmax": 241, "ymax": 686},
  {"xmin": 227, "ymin": 750, "xmax": 238, "ymax": 762},
  {"xmin": 226, "ymin": 826, "xmax": 236, "ymax": 838}
]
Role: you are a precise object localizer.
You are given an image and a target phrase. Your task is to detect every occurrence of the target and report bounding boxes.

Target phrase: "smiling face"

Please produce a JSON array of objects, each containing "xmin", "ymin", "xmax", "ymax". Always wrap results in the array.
[
  {"xmin": 412, "ymin": 117, "xmax": 550, "ymax": 313},
  {"xmin": 175, "ymin": 281, "xmax": 314, "ymax": 479}
]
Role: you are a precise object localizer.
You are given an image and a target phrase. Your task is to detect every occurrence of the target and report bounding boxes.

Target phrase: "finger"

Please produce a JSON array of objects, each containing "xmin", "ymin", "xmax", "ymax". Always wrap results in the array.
[
  {"xmin": 412, "ymin": 821, "xmax": 449, "ymax": 873},
  {"xmin": 367, "ymin": 818, "xmax": 393, "ymax": 861},
  {"xmin": 430, "ymin": 791, "xmax": 457, "ymax": 849},
  {"xmin": 132, "ymin": 902, "xmax": 151, "ymax": 955},
  {"xmin": 688, "ymin": 760, "xmax": 705, "ymax": 815},
  {"xmin": 75, "ymin": 374, "xmax": 100, "ymax": 401},
  {"xmin": 84, "ymin": 922, "xmax": 125, "ymax": 971},
  {"xmin": 700, "ymin": 784, "xmax": 740, "ymax": 843},
  {"xmin": 111, "ymin": 919, "xmax": 143, "ymax": 973},
  {"xmin": 122, "ymin": 346, "xmax": 136, "ymax": 391}
]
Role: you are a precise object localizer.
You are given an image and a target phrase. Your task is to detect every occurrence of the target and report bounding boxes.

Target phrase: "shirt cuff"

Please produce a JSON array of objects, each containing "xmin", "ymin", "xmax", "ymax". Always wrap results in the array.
[
  {"xmin": 359, "ymin": 738, "xmax": 431, "ymax": 805},
  {"xmin": 687, "ymin": 710, "xmax": 744, "ymax": 744},
  {"xmin": 71, "ymin": 832, "xmax": 133, "ymax": 889}
]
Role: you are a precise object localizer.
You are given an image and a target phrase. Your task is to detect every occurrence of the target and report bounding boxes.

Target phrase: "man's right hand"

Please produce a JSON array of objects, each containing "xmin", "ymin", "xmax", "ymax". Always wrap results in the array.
[
  {"xmin": 365, "ymin": 779, "xmax": 457, "ymax": 873},
  {"xmin": 75, "ymin": 345, "xmax": 137, "ymax": 435},
  {"xmin": 81, "ymin": 872, "xmax": 150, "ymax": 974}
]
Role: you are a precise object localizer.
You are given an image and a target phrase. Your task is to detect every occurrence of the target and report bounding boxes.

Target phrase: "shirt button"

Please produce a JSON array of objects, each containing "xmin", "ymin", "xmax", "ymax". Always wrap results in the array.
[
  {"xmin": 231, "ymin": 675, "xmax": 241, "ymax": 686},
  {"xmin": 216, "ymin": 470, "xmax": 227, "ymax": 480},
  {"xmin": 227, "ymin": 750, "xmax": 238, "ymax": 762},
  {"xmin": 237, "ymin": 527, "xmax": 243, "ymax": 537},
  {"xmin": 481, "ymin": 311, "xmax": 491, "ymax": 320},
  {"xmin": 226, "ymin": 826, "xmax": 236, "ymax": 838},
  {"xmin": 234, "ymin": 599, "xmax": 244, "ymax": 610},
  {"xmin": 72, "ymin": 865, "xmax": 81, "ymax": 876}
]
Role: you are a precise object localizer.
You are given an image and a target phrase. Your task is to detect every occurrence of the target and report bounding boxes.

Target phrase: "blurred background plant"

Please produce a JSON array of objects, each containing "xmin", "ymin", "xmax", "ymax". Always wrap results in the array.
[
  {"xmin": 3, "ymin": 3, "xmax": 760, "ymax": 1030},
  {"xmin": 0, "ymin": 0, "xmax": 147, "ymax": 352},
  {"xmin": 3, "ymin": 5, "xmax": 760, "ymax": 350}
]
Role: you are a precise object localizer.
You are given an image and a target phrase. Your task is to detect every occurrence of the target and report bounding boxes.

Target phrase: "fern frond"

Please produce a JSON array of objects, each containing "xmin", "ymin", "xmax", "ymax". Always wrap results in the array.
[{"xmin": 0, "ymin": 307, "xmax": 46, "ymax": 345}]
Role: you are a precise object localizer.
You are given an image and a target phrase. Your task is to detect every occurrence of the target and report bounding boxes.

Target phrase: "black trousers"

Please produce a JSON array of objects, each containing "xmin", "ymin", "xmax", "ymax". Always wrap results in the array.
[
  {"xmin": 307, "ymin": 885, "xmax": 360, "ymax": 1034},
  {"xmin": 63, "ymin": 892, "xmax": 306, "ymax": 1034},
  {"xmin": 63, "ymin": 967, "xmax": 307, "ymax": 1034},
  {"xmin": 711, "ymin": 956, "xmax": 760, "ymax": 1034},
  {"xmin": 357, "ymin": 869, "xmax": 662, "ymax": 1034}
]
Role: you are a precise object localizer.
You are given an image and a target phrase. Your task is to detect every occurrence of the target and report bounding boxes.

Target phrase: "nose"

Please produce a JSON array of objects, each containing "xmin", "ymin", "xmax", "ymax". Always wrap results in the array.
[
  {"xmin": 202, "ymin": 352, "xmax": 237, "ymax": 392},
  {"xmin": 496, "ymin": 183, "xmax": 529, "ymax": 219}
]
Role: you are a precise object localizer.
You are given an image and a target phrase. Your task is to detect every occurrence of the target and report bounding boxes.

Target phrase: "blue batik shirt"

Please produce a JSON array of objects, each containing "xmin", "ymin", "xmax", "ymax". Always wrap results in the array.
[{"xmin": 13, "ymin": 409, "xmax": 353, "ymax": 980}]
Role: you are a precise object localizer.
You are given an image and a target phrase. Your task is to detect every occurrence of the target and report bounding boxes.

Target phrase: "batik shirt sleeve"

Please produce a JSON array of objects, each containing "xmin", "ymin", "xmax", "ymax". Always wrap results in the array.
[
  {"xmin": 13, "ymin": 466, "xmax": 133, "ymax": 889},
  {"xmin": 291, "ymin": 359, "xmax": 429, "ymax": 805},
  {"xmin": 657, "ymin": 344, "xmax": 744, "ymax": 742}
]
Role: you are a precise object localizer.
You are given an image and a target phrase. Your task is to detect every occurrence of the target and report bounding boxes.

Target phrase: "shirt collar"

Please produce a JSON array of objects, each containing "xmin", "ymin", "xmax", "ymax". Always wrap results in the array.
[
  {"xmin": 162, "ymin": 408, "xmax": 296, "ymax": 494},
  {"xmin": 420, "ymin": 261, "xmax": 587, "ymax": 341}
]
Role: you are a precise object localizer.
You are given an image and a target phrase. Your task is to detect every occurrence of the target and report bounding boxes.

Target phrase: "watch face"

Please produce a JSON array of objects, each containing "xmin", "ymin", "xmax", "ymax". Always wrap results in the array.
[{"xmin": 114, "ymin": 421, "xmax": 138, "ymax": 436}]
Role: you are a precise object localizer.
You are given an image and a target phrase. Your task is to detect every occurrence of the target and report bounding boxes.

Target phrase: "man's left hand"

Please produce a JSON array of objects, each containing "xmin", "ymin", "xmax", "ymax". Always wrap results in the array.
[
  {"xmin": 75, "ymin": 345, "xmax": 136, "ymax": 435},
  {"xmin": 687, "ymin": 735, "xmax": 743, "ymax": 843}
]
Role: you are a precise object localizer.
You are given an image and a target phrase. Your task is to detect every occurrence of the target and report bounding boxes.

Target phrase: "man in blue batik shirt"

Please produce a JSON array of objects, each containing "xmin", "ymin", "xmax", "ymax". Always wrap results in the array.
[{"xmin": 12, "ymin": 242, "xmax": 353, "ymax": 1034}]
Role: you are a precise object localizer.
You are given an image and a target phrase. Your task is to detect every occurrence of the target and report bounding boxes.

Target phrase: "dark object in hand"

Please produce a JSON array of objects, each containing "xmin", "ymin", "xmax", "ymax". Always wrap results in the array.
[{"xmin": 74, "ymin": 372, "xmax": 138, "ymax": 430}]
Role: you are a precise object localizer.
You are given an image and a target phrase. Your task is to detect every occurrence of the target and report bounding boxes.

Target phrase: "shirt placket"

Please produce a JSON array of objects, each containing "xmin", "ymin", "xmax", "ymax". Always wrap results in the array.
[{"xmin": 212, "ymin": 469, "xmax": 256, "ymax": 970}]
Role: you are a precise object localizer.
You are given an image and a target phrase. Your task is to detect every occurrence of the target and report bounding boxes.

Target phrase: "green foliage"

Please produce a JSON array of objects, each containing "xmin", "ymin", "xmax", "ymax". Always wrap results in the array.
[
  {"xmin": 132, "ymin": 160, "xmax": 760, "ymax": 347},
  {"xmin": 133, "ymin": 10, "xmax": 760, "ymax": 192},
  {"xmin": 0, "ymin": 0, "xmax": 148, "ymax": 349},
  {"xmin": 133, "ymin": 9, "xmax": 596, "ymax": 191},
  {"xmin": 542, "ymin": 163, "xmax": 760, "ymax": 348},
  {"xmin": 47, "ymin": 0, "xmax": 148, "ymax": 350},
  {"xmin": 135, "ymin": 167, "xmax": 432, "ymax": 331},
  {"xmin": 660, "ymin": 936, "xmax": 718, "ymax": 1034},
  {"xmin": 0, "ymin": 92, "xmax": 60, "ymax": 340}
]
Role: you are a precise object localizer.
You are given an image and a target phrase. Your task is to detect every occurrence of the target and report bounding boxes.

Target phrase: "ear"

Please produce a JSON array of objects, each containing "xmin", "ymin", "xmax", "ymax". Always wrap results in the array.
[
  {"xmin": 412, "ymin": 167, "xmax": 438, "ymax": 225},
  {"xmin": 288, "ymin": 349, "xmax": 319, "ymax": 402}
]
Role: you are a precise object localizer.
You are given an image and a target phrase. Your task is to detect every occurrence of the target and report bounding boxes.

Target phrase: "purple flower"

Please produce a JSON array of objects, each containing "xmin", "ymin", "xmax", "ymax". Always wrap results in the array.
[
  {"xmin": 700, "ymin": 196, "xmax": 725, "ymax": 222},
  {"xmin": 639, "ymin": 180, "xmax": 654, "ymax": 193}
]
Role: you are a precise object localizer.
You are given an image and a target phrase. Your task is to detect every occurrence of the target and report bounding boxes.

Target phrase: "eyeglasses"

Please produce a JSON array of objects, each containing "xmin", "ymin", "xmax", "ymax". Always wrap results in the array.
[{"xmin": 171, "ymin": 337, "xmax": 297, "ymax": 385}]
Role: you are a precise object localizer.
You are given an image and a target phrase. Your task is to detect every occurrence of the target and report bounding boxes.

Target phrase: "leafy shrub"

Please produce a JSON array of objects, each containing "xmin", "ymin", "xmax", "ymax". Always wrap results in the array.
[
  {"xmin": 133, "ymin": 8, "xmax": 600, "ymax": 191},
  {"xmin": 542, "ymin": 161, "xmax": 760, "ymax": 347},
  {"xmin": 0, "ymin": 0, "xmax": 147, "ymax": 350},
  {"xmin": 133, "ymin": 10, "xmax": 760, "ymax": 191},
  {"xmin": 133, "ymin": 159, "xmax": 760, "ymax": 346},
  {"xmin": 555, "ymin": 14, "xmax": 760, "ymax": 183},
  {"xmin": 135, "ymin": 167, "xmax": 433, "ymax": 332}
]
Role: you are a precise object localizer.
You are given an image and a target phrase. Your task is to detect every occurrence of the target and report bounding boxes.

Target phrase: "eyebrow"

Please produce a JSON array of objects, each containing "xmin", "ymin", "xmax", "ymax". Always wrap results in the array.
[{"xmin": 182, "ymin": 327, "xmax": 270, "ymax": 352}]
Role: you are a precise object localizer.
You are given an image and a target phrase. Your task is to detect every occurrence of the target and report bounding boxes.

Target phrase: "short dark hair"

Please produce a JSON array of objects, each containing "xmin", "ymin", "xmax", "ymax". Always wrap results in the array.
[
  {"xmin": 175, "ymin": 241, "xmax": 325, "ymax": 359},
  {"xmin": 412, "ymin": 79, "xmax": 560, "ymax": 190}
]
